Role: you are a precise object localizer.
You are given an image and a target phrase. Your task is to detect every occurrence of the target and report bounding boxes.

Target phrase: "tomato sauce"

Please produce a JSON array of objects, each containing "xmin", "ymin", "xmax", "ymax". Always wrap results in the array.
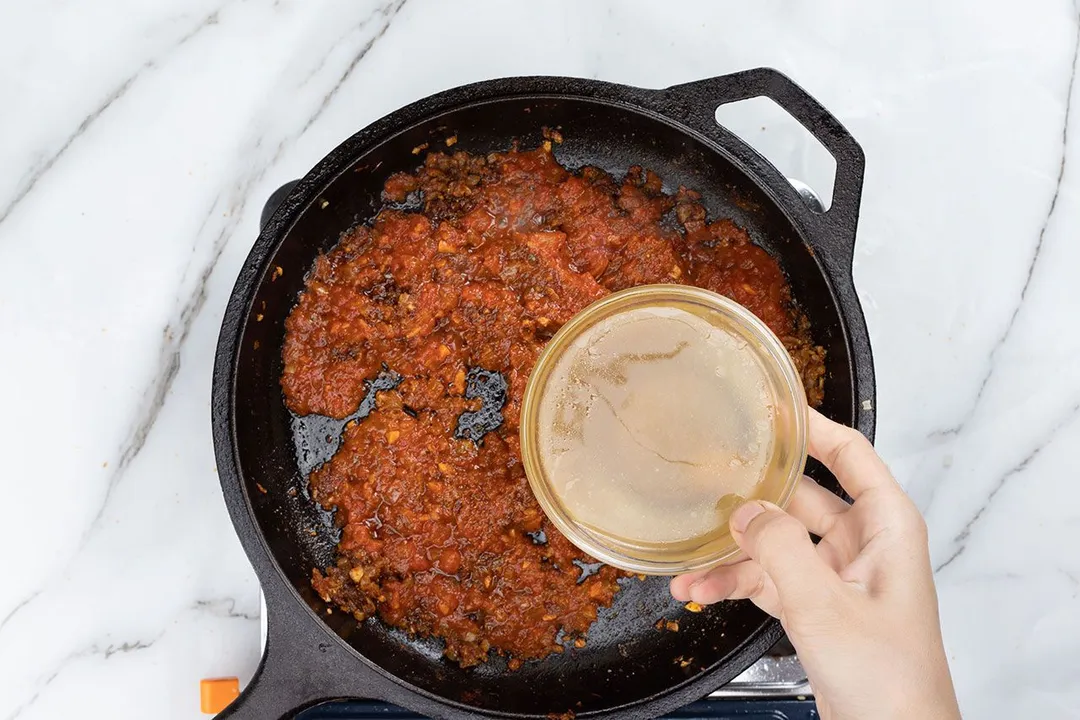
[{"xmin": 281, "ymin": 144, "xmax": 825, "ymax": 668}]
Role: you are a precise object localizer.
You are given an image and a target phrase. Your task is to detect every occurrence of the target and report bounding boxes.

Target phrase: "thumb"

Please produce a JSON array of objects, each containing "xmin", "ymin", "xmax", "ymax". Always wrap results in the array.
[{"xmin": 730, "ymin": 501, "xmax": 838, "ymax": 611}]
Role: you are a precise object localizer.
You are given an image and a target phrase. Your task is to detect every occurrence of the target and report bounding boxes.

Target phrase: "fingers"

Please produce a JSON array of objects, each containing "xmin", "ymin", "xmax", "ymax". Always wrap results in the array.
[
  {"xmin": 807, "ymin": 408, "xmax": 896, "ymax": 500},
  {"xmin": 668, "ymin": 481, "xmax": 849, "ymax": 616},
  {"xmin": 730, "ymin": 500, "xmax": 839, "ymax": 609},
  {"xmin": 669, "ymin": 570, "xmax": 706, "ymax": 602},
  {"xmin": 669, "ymin": 561, "xmax": 782, "ymax": 617},
  {"xmin": 786, "ymin": 475, "xmax": 850, "ymax": 536}
]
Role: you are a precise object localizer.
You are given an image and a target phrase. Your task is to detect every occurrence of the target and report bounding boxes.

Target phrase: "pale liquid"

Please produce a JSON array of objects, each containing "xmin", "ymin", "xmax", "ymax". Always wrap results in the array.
[{"xmin": 537, "ymin": 305, "xmax": 775, "ymax": 545}]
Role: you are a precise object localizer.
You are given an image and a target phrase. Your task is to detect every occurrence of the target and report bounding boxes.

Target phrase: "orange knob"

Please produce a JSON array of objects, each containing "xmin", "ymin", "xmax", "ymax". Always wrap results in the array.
[{"xmin": 200, "ymin": 677, "xmax": 240, "ymax": 714}]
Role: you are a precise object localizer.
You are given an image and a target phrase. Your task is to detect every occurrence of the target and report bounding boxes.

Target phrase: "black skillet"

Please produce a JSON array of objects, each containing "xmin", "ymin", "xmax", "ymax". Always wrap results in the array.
[{"xmin": 211, "ymin": 68, "xmax": 876, "ymax": 719}]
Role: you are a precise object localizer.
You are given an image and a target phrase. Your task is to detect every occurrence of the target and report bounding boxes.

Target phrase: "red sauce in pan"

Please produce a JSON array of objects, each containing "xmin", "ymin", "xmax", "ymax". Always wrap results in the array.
[{"xmin": 281, "ymin": 143, "xmax": 824, "ymax": 668}]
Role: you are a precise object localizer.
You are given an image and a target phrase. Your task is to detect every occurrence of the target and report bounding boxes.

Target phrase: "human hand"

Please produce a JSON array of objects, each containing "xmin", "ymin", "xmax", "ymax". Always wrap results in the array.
[{"xmin": 670, "ymin": 409, "xmax": 960, "ymax": 720}]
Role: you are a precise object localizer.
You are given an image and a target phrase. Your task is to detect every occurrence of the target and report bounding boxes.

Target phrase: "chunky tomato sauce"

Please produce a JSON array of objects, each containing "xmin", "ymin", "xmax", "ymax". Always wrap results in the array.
[{"xmin": 281, "ymin": 143, "xmax": 825, "ymax": 668}]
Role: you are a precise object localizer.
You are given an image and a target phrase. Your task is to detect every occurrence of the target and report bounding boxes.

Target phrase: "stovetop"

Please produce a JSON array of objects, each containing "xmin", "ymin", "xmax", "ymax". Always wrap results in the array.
[{"xmin": 295, "ymin": 698, "xmax": 819, "ymax": 719}]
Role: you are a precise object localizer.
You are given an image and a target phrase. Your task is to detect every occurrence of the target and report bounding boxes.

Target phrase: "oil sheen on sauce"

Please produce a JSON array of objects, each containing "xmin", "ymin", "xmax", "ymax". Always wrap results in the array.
[{"xmin": 537, "ymin": 304, "xmax": 775, "ymax": 547}]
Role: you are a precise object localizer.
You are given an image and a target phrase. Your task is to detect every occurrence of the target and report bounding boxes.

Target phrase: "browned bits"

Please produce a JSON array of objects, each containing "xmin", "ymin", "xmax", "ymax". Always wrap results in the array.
[
  {"xmin": 255, "ymin": 313, "xmax": 264, "ymax": 322},
  {"xmin": 412, "ymin": 143, "xmax": 429, "ymax": 155},
  {"xmin": 320, "ymin": 199, "xmax": 330, "ymax": 209},
  {"xmin": 685, "ymin": 601, "xmax": 704, "ymax": 613},
  {"xmin": 542, "ymin": 127, "xmax": 564, "ymax": 144},
  {"xmin": 665, "ymin": 620, "xmax": 680, "ymax": 632},
  {"xmin": 573, "ymin": 638, "xmax": 587, "ymax": 649},
  {"xmin": 349, "ymin": 567, "xmax": 365, "ymax": 582},
  {"xmin": 445, "ymin": 136, "xmax": 458, "ymax": 147},
  {"xmin": 255, "ymin": 483, "xmax": 267, "ymax": 494},
  {"xmin": 271, "ymin": 265, "xmax": 283, "ymax": 281}
]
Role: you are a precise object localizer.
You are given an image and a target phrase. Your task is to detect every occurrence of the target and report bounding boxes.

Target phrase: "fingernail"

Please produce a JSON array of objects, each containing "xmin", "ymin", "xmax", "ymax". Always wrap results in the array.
[{"xmin": 730, "ymin": 501, "xmax": 766, "ymax": 533}]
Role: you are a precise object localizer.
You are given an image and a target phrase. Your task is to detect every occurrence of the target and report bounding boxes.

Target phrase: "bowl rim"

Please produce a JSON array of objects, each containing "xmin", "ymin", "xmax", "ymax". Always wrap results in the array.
[{"xmin": 519, "ymin": 284, "xmax": 809, "ymax": 575}]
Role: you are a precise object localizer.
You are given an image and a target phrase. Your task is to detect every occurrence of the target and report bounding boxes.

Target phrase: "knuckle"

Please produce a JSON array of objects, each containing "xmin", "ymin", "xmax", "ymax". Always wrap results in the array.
[
  {"xmin": 843, "ymin": 423, "xmax": 871, "ymax": 444},
  {"xmin": 883, "ymin": 489, "xmax": 927, "ymax": 535},
  {"xmin": 827, "ymin": 426, "xmax": 870, "ymax": 465},
  {"xmin": 901, "ymin": 504, "xmax": 929, "ymax": 542}
]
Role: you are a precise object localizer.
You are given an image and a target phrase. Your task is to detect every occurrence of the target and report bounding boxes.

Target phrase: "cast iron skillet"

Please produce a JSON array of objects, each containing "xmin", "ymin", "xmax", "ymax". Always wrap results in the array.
[{"xmin": 211, "ymin": 68, "xmax": 876, "ymax": 719}]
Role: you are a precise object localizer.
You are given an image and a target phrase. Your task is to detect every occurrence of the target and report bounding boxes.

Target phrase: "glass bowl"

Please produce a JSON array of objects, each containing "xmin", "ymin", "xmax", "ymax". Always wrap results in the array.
[{"xmin": 520, "ymin": 285, "xmax": 808, "ymax": 575}]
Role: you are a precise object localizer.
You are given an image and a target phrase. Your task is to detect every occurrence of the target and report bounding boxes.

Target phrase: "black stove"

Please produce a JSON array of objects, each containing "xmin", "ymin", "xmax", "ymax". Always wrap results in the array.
[{"xmin": 296, "ymin": 697, "xmax": 818, "ymax": 719}]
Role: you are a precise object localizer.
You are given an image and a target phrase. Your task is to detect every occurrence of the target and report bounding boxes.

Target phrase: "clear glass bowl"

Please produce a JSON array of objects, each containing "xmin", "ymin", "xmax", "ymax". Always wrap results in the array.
[{"xmin": 520, "ymin": 285, "xmax": 808, "ymax": 575}]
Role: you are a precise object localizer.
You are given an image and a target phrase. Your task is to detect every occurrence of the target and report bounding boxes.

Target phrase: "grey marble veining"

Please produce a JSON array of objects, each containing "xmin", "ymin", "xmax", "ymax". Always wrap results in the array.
[{"xmin": 2, "ymin": 1, "xmax": 1079, "ymax": 718}]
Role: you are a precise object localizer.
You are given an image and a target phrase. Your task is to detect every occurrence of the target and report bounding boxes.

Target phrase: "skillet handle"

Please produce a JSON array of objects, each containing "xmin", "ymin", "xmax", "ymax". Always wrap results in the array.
[
  {"xmin": 662, "ymin": 68, "xmax": 866, "ymax": 270},
  {"xmin": 214, "ymin": 577, "xmax": 389, "ymax": 719},
  {"xmin": 261, "ymin": 180, "xmax": 301, "ymax": 231},
  {"xmin": 659, "ymin": 69, "xmax": 876, "ymax": 443}
]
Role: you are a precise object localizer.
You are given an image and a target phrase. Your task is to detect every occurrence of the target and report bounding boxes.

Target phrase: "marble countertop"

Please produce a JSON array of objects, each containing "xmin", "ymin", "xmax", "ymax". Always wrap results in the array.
[{"xmin": 2, "ymin": 0, "xmax": 1079, "ymax": 717}]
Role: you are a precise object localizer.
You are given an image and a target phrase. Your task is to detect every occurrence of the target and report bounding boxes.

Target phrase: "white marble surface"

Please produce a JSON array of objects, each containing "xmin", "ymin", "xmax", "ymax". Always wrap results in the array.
[{"xmin": 1, "ymin": 0, "xmax": 1079, "ymax": 717}]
